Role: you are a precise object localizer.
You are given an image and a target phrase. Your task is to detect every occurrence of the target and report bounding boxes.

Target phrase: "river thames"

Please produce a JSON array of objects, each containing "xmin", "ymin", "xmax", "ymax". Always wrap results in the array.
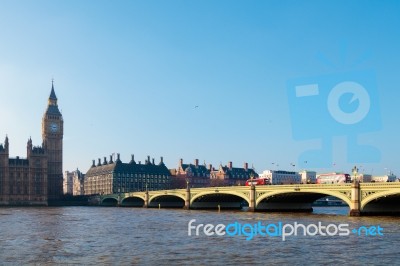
[{"xmin": 0, "ymin": 206, "xmax": 398, "ymax": 265}]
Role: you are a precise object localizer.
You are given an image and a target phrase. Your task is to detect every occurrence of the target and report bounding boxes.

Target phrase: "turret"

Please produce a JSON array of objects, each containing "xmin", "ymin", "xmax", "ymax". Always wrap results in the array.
[
  {"xmin": 48, "ymin": 80, "xmax": 58, "ymax": 106},
  {"xmin": 27, "ymin": 137, "xmax": 33, "ymax": 157},
  {"xmin": 4, "ymin": 135, "xmax": 9, "ymax": 152},
  {"xmin": 0, "ymin": 136, "xmax": 9, "ymax": 165}
]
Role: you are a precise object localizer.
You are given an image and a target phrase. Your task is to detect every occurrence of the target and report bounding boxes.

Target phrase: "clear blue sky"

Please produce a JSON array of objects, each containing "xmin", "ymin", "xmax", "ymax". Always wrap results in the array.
[{"xmin": 0, "ymin": 0, "xmax": 399, "ymax": 176}]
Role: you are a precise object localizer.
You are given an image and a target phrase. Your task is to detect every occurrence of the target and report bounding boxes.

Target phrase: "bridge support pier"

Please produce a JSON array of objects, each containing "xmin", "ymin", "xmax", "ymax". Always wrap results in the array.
[
  {"xmin": 248, "ymin": 185, "xmax": 256, "ymax": 212},
  {"xmin": 143, "ymin": 190, "xmax": 149, "ymax": 208},
  {"xmin": 349, "ymin": 181, "xmax": 361, "ymax": 216},
  {"xmin": 117, "ymin": 195, "xmax": 120, "ymax": 207},
  {"xmin": 183, "ymin": 186, "xmax": 191, "ymax": 210}
]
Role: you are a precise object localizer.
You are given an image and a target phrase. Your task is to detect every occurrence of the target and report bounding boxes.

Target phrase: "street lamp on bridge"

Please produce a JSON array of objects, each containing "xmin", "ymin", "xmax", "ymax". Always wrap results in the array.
[{"xmin": 352, "ymin": 166, "xmax": 359, "ymax": 183}]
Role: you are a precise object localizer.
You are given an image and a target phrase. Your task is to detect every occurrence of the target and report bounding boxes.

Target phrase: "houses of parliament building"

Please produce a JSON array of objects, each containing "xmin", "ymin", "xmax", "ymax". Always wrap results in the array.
[{"xmin": 0, "ymin": 82, "xmax": 63, "ymax": 205}]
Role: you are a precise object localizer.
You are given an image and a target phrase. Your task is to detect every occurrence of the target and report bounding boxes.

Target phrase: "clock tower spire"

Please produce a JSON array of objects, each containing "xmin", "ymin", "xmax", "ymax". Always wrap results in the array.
[{"xmin": 42, "ymin": 80, "xmax": 64, "ymax": 201}]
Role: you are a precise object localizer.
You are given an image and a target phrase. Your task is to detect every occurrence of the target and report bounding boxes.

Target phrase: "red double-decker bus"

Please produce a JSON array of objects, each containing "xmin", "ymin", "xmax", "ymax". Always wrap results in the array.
[{"xmin": 245, "ymin": 177, "xmax": 271, "ymax": 186}]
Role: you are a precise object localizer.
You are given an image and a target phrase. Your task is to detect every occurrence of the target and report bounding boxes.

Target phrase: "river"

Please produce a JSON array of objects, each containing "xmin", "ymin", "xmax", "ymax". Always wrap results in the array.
[{"xmin": 0, "ymin": 206, "xmax": 398, "ymax": 265}]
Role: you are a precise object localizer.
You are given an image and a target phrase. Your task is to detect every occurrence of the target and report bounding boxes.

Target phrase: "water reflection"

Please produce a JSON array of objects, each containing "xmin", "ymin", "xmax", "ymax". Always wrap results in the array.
[{"xmin": 0, "ymin": 207, "xmax": 398, "ymax": 265}]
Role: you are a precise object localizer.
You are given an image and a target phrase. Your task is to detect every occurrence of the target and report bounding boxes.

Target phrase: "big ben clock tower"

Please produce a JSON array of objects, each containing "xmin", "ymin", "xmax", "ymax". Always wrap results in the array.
[{"xmin": 42, "ymin": 81, "xmax": 63, "ymax": 200}]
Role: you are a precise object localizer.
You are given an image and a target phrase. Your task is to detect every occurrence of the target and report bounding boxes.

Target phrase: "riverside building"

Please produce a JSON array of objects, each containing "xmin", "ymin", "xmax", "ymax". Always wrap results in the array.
[
  {"xmin": 172, "ymin": 159, "xmax": 211, "ymax": 188},
  {"xmin": 0, "ymin": 82, "xmax": 64, "ymax": 205},
  {"xmin": 210, "ymin": 162, "xmax": 258, "ymax": 186},
  {"xmin": 84, "ymin": 154, "xmax": 171, "ymax": 195}
]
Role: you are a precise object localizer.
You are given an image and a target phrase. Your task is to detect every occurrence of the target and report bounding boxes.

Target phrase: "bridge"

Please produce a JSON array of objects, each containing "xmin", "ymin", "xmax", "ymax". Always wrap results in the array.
[{"xmin": 99, "ymin": 182, "xmax": 400, "ymax": 216}]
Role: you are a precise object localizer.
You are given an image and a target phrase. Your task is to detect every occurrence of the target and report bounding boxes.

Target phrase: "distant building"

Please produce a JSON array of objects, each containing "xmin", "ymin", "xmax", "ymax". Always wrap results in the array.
[
  {"xmin": 259, "ymin": 170, "xmax": 301, "ymax": 185},
  {"xmin": 372, "ymin": 174, "xmax": 397, "ymax": 182},
  {"xmin": 172, "ymin": 159, "xmax": 211, "ymax": 188},
  {"xmin": 63, "ymin": 169, "xmax": 84, "ymax": 195},
  {"xmin": 351, "ymin": 173, "xmax": 372, "ymax": 183},
  {"xmin": 210, "ymin": 162, "xmax": 258, "ymax": 186},
  {"xmin": 84, "ymin": 154, "xmax": 170, "ymax": 195},
  {"xmin": 299, "ymin": 170, "xmax": 317, "ymax": 184},
  {"xmin": 0, "ymin": 83, "xmax": 64, "ymax": 206}
]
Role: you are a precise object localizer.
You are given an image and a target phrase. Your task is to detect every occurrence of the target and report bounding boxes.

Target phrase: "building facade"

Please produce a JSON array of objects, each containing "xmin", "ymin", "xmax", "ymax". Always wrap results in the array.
[
  {"xmin": 0, "ymin": 82, "xmax": 64, "ymax": 205},
  {"xmin": 210, "ymin": 162, "xmax": 258, "ymax": 186},
  {"xmin": 299, "ymin": 170, "xmax": 317, "ymax": 184},
  {"xmin": 84, "ymin": 154, "xmax": 171, "ymax": 195},
  {"xmin": 372, "ymin": 174, "xmax": 397, "ymax": 182},
  {"xmin": 171, "ymin": 159, "xmax": 211, "ymax": 188},
  {"xmin": 63, "ymin": 169, "xmax": 84, "ymax": 195}
]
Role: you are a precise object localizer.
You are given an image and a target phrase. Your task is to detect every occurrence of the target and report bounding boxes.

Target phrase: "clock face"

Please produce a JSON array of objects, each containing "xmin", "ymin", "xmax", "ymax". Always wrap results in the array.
[{"xmin": 50, "ymin": 123, "xmax": 58, "ymax": 133}]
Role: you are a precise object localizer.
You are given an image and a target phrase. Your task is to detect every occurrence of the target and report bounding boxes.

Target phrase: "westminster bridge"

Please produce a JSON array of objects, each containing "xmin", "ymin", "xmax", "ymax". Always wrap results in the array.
[{"xmin": 99, "ymin": 182, "xmax": 400, "ymax": 216}]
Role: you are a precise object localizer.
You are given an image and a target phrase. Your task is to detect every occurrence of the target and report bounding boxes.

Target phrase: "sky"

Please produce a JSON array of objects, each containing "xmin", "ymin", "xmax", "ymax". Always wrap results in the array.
[{"xmin": 0, "ymin": 0, "xmax": 399, "ymax": 176}]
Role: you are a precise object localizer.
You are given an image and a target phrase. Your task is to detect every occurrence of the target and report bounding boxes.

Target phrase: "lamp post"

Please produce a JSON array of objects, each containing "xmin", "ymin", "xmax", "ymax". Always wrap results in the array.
[
  {"xmin": 184, "ymin": 178, "xmax": 190, "ymax": 210},
  {"xmin": 352, "ymin": 166, "xmax": 359, "ymax": 183},
  {"xmin": 249, "ymin": 172, "xmax": 256, "ymax": 212}
]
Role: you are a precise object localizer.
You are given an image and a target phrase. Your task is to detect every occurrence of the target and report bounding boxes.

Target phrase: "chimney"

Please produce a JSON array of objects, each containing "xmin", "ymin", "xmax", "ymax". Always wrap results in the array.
[
  {"xmin": 109, "ymin": 155, "xmax": 113, "ymax": 164},
  {"xmin": 160, "ymin": 156, "xmax": 164, "ymax": 164},
  {"xmin": 103, "ymin": 157, "xmax": 107, "ymax": 165},
  {"xmin": 195, "ymin": 159, "xmax": 199, "ymax": 167},
  {"xmin": 244, "ymin": 162, "xmax": 248, "ymax": 171},
  {"xmin": 97, "ymin": 158, "xmax": 101, "ymax": 166},
  {"xmin": 228, "ymin": 161, "xmax": 232, "ymax": 169},
  {"xmin": 138, "ymin": 161, "xmax": 141, "ymax": 165},
  {"xmin": 130, "ymin": 154, "xmax": 136, "ymax": 164},
  {"xmin": 147, "ymin": 155, "xmax": 150, "ymax": 164},
  {"xmin": 152, "ymin": 158, "xmax": 155, "ymax": 165},
  {"xmin": 180, "ymin": 158, "xmax": 183, "ymax": 165},
  {"xmin": 208, "ymin": 164, "xmax": 212, "ymax": 172},
  {"xmin": 92, "ymin": 160, "xmax": 95, "ymax": 167},
  {"xmin": 117, "ymin": 153, "xmax": 120, "ymax": 161}
]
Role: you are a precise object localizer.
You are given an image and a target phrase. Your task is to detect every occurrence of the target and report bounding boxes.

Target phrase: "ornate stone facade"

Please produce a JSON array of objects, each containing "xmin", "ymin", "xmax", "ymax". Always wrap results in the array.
[{"xmin": 0, "ymin": 82, "xmax": 64, "ymax": 205}]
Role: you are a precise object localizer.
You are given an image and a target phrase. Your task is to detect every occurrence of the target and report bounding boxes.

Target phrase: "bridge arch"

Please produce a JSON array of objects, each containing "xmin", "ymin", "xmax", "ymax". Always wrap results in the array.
[
  {"xmin": 149, "ymin": 193, "xmax": 186, "ymax": 203},
  {"xmin": 191, "ymin": 191, "xmax": 250, "ymax": 205},
  {"xmin": 256, "ymin": 189, "xmax": 352, "ymax": 208},
  {"xmin": 101, "ymin": 197, "xmax": 118, "ymax": 206},
  {"xmin": 190, "ymin": 191, "xmax": 250, "ymax": 210},
  {"xmin": 121, "ymin": 196, "xmax": 145, "ymax": 207},
  {"xmin": 361, "ymin": 189, "xmax": 400, "ymax": 210},
  {"xmin": 148, "ymin": 193, "xmax": 186, "ymax": 208}
]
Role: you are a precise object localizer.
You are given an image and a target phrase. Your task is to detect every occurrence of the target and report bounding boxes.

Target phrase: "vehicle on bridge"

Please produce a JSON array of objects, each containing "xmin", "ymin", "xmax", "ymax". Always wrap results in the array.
[
  {"xmin": 245, "ymin": 177, "xmax": 271, "ymax": 186},
  {"xmin": 316, "ymin": 173, "xmax": 351, "ymax": 184}
]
